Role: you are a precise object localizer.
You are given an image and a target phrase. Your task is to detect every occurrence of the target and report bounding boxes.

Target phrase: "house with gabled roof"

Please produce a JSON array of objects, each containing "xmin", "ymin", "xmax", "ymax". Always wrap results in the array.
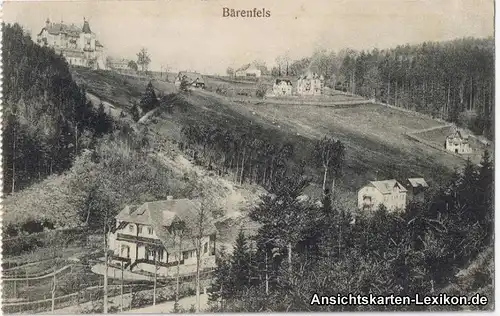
[
  {"xmin": 357, "ymin": 179, "xmax": 407, "ymax": 212},
  {"xmin": 406, "ymin": 178, "xmax": 429, "ymax": 204},
  {"xmin": 235, "ymin": 64, "xmax": 262, "ymax": 78},
  {"xmin": 174, "ymin": 71, "xmax": 205, "ymax": 90},
  {"xmin": 445, "ymin": 128, "xmax": 472, "ymax": 154},
  {"xmin": 272, "ymin": 78, "xmax": 293, "ymax": 96},
  {"xmin": 108, "ymin": 197, "xmax": 217, "ymax": 276}
]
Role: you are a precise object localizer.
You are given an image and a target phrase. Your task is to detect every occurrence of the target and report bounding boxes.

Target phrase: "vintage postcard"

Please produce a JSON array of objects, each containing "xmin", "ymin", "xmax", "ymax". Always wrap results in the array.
[{"xmin": 1, "ymin": 0, "xmax": 495, "ymax": 313}]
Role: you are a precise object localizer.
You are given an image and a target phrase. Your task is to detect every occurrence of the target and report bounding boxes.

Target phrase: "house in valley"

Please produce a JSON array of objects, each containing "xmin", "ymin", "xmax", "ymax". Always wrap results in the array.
[
  {"xmin": 174, "ymin": 71, "xmax": 205, "ymax": 90},
  {"xmin": 296, "ymin": 72, "xmax": 324, "ymax": 96},
  {"xmin": 357, "ymin": 179, "xmax": 407, "ymax": 212},
  {"xmin": 107, "ymin": 197, "xmax": 217, "ymax": 276},
  {"xmin": 406, "ymin": 178, "xmax": 429, "ymax": 204},
  {"xmin": 445, "ymin": 129, "xmax": 472, "ymax": 154},
  {"xmin": 272, "ymin": 79, "xmax": 293, "ymax": 96}
]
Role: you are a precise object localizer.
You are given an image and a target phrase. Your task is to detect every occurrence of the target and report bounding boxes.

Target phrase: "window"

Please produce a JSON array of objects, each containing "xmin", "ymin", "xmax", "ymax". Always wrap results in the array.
[
  {"xmin": 158, "ymin": 248, "xmax": 164, "ymax": 261},
  {"xmin": 204, "ymin": 242, "xmax": 208, "ymax": 254},
  {"xmin": 148, "ymin": 227, "xmax": 153, "ymax": 235},
  {"xmin": 183, "ymin": 251, "xmax": 188, "ymax": 260},
  {"xmin": 128, "ymin": 225, "xmax": 134, "ymax": 233},
  {"xmin": 138, "ymin": 225, "xmax": 143, "ymax": 234},
  {"xmin": 121, "ymin": 245, "xmax": 130, "ymax": 258}
]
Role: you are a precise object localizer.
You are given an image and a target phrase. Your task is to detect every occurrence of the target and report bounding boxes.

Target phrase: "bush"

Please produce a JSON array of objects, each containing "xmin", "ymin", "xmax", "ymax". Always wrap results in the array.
[{"xmin": 255, "ymin": 84, "xmax": 267, "ymax": 98}]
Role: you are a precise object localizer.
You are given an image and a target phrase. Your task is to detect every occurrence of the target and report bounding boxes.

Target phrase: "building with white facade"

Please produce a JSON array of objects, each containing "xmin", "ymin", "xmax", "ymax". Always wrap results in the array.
[
  {"xmin": 297, "ymin": 72, "xmax": 324, "ymax": 95},
  {"xmin": 36, "ymin": 18, "xmax": 105, "ymax": 69},
  {"xmin": 108, "ymin": 198, "xmax": 217, "ymax": 276},
  {"xmin": 357, "ymin": 179, "xmax": 407, "ymax": 212},
  {"xmin": 445, "ymin": 129, "xmax": 472, "ymax": 154},
  {"xmin": 272, "ymin": 79, "xmax": 293, "ymax": 96}
]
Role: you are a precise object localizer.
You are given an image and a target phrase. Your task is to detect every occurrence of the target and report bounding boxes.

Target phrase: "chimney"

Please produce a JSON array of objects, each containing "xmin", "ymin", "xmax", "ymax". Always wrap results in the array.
[{"xmin": 167, "ymin": 196, "xmax": 174, "ymax": 201}]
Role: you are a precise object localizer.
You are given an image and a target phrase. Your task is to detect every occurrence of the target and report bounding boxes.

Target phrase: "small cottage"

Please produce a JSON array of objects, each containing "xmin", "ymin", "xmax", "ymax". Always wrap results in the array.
[
  {"xmin": 174, "ymin": 71, "xmax": 205, "ymax": 90},
  {"xmin": 406, "ymin": 178, "xmax": 429, "ymax": 204}
]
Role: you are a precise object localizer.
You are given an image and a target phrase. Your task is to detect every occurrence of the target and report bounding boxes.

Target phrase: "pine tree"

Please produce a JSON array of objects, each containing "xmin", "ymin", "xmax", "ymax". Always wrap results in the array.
[
  {"xmin": 140, "ymin": 81, "xmax": 158, "ymax": 113},
  {"xmin": 94, "ymin": 103, "xmax": 112, "ymax": 137},
  {"xmin": 131, "ymin": 102, "xmax": 140, "ymax": 122},
  {"xmin": 208, "ymin": 247, "xmax": 232, "ymax": 309},
  {"xmin": 230, "ymin": 231, "xmax": 252, "ymax": 296}
]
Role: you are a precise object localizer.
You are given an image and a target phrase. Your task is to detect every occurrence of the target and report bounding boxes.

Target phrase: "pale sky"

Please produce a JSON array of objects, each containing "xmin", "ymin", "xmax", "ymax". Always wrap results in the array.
[{"xmin": 3, "ymin": 0, "xmax": 494, "ymax": 74}]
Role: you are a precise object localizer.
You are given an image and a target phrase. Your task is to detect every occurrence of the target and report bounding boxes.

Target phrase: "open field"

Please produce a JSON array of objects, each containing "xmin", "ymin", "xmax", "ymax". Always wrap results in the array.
[
  {"xmin": 180, "ymin": 89, "xmax": 462, "ymax": 190},
  {"xmin": 69, "ymin": 68, "xmax": 477, "ymax": 201}
]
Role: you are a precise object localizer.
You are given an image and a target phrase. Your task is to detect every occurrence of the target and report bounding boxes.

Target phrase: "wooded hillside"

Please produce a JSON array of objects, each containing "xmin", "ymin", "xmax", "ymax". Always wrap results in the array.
[
  {"xmin": 285, "ymin": 38, "xmax": 494, "ymax": 138},
  {"xmin": 2, "ymin": 23, "xmax": 112, "ymax": 194}
]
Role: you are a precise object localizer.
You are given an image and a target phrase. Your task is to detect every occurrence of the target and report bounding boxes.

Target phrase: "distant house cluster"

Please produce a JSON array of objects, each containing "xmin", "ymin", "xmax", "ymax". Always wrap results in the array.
[
  {"xmin": 445, "ymin": 129, "xmax": 472, "ymax": 154},
  {"xmin": 235, "ymin": 64, "xmax": 262, "ymax": 78},
  {"xmin": 270, "ymin": 71, "xmax": 325, "ymax": 97},
  {"xmin": 108, "ymin": 198, "xmax": 217, "ymax": 276},
  {"xmin": 36, "ymin": 18, "xmax": 105, "ymax": 69},
  {"xmin": 175, "ymin": 71, "xmax": 206, "ymax": 90},
  {"xmin": 357, "ymin": 178, "xmax": 429, "ymax": 212}
]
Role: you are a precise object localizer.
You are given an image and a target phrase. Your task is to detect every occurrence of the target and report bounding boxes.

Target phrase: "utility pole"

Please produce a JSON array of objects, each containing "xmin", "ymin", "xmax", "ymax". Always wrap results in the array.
[
  {"xmin": 265, "ymin": 250, "xmax": 269, "ymax": 295},
  {"xmin": 153, "ymin": 251, "xmax": 157, "ymax": 306},
  {"xmin": 103, "ymin": 210, "xmax": 109, "ymax": 314},
  {"xmin": 175, "ymin": 237, "xmax": 182, "ymax": 309},
  {"xmin": 51, "ymin": 246, "xmax": 57, "ymax": 313},
  {"xmin": 120, "ymin": 262, "xmax": 124, "ymax": 312},
  {"xmin": 51, "ymin": 267, "xmax": 56, "ymax": 313}
]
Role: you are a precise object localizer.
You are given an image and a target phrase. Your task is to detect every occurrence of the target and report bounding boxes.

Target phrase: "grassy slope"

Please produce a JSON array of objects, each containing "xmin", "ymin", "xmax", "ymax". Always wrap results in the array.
[{"xmin": 73, "ymin": 69, "xmax": 466, "ymax": 202}]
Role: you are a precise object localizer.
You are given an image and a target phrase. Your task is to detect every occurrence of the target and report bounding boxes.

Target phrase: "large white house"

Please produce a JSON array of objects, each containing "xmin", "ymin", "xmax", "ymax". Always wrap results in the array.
[
  {"xmin": 108, "ymin": 198, "xmax": 217, "ymax": 276},
  {"xmin": 36, "ymin": 18, "xmax": 105, "ymax": 69},
  {"xmin": 357, "ymin": 179, "xmax": 407, "ymax": 212}
]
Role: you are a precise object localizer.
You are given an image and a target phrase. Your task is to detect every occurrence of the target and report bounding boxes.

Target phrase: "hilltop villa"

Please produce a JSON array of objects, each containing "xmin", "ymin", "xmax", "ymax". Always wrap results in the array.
[
  {"xmin": 108, "ymin": 198, "xmax": 217, "ymax": 276},
  {"xmin": 357, "ymin": 179, "xmax": 407, "ymax": 212},
  {"xmin": 272, "ymin": 79, "xmax": 293, "ymax": 96},
  {"xmin": 36, "ymin": 18, "xmax": 105, "ymax": 69},
  {"xmin": 174, "ymin": 72, "xmax": 206, "ymax": 90},
  {"xmin": 445, "ymin": 129, "xmax": 472, "ymax": 154},
  {"xmin": 297, "ymin": 72, "xmax": 324, "ymax": 96}
]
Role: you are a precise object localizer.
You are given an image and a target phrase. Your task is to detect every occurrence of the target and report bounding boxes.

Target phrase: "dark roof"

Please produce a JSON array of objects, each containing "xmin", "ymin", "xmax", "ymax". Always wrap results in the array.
[
  {"xmin": 45, "ymin": 23, "xmax": 82, "ymax": 37},
  {"xmin": 275, "ymin": 79, "xmax": 292, "ymax": 85},
  {"xmin": 178, "ymin": 72, "xmax": 205, "ymax": 84},
  {"xmin": 82, "ymin": 20, "xmax": 92, "ymax": 34},
  {"xmin": 407, "ymin": 178, "xmax": 429, "ymax": 188},
  {"xmin": 368, "ymin": 180, "xmax": 407, "ymax": 194},
  {"xmin": 236, "ymin": 64, "xmax": 251, "ymax": 72},
  {"xmin": 115, "ymin": 199, "xmax": 217, "ymax": 251}
]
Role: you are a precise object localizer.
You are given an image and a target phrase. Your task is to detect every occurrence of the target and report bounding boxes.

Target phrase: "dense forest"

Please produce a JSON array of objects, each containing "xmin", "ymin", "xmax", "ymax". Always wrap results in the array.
[
  {"xmin": 207, "ymin": 152, "xmax": 494, "ymax": 311},
  {"xmin": 281, "ymin": 38, "xmax": 494, "ymax": 138},
  {"xmin": 2, "ymin": 23, "xmax": 112, "ymax": 194}
]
